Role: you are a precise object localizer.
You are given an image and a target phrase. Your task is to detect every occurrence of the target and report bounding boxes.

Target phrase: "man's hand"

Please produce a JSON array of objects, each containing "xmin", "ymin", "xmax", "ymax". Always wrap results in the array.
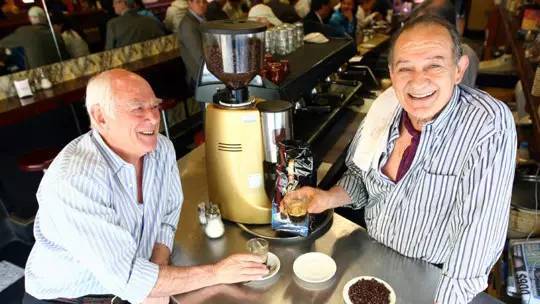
[
  {"xmin": 151, "ymin": 243, "xmax": 171, "ymax": 266},
  {"xmin": 141, "ymin": 296, "xmax": 170, "ymax": 304},
  {"xmin": 283, "ymin": 186, "xmax": 352, "ymax": 214},
  {"xmin": 212, "ymin": 254, "xmax": 268, "ymax": 284}
]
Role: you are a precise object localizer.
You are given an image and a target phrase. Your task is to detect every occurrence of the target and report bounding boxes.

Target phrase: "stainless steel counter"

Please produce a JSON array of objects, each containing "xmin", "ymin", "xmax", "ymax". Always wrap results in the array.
[{"xmin": 171, "ymin": 145, "xmax": 503, "ymax": 304}]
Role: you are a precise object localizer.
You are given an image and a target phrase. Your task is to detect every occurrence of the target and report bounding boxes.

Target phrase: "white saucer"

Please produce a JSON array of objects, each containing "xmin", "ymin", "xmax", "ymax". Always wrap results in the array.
[
  {"xmin": 293, "ymin": 252, "xmax": 336, "ymax": 283},
  {"xmin": 255, "ymin": 252, "xmax": 280, "ymax": 281},
  {"xmin": 343, "ymin": 276, "xmax": 396, "ymax": 304}
]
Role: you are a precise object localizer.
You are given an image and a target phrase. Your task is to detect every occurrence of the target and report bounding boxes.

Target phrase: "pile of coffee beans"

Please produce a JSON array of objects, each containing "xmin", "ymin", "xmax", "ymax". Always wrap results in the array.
[
  {"xmin": 204, "ymin": 38, "xmax": 262, "ymax": 89},
  {"xmin": 348, "ymin": 278, "xmax": 390, "ymax": 304}
]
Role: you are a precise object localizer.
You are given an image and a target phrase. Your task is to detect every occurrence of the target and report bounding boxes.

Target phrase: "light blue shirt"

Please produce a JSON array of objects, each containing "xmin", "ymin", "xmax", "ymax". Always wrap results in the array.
[
  {"xmin": 339, "ymin": 85, "xmax": 517, "ymax": 304},
  {"xmin": 25, "ymin": 130, "xmax": 183, "ymax": 303}
]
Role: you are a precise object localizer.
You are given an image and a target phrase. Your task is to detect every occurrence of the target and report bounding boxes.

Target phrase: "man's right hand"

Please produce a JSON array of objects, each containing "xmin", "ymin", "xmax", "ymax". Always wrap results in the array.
[
  {"xmin": 212, "ymin": 254, "xmax": 268, "ymax": 284},
  {"xmin": 283, "ymin": 186, "xmax": 352, "ymax": 214},
  {"xmin": 283, "ymin": 186, "xmax": 331, "ymax": 214}
]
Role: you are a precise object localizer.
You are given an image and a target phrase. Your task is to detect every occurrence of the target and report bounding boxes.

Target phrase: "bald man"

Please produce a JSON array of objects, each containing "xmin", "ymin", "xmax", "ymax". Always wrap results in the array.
[{"xmin": 23, "ymin": 69, "xmax": 268, "ymax": 304}]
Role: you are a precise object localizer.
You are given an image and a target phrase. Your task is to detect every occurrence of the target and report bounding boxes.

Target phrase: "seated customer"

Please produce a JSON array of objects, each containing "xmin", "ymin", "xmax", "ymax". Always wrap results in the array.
[
  {"xmin": 223, "ymin": 0, "xmax": 246, "ymax": 20},
  {"xmin": 248, "ymin": 4, "xmax": 283, "ymax": 27},
  {"xmin": 134, "ymin": 0, "xmax": 161, "ymax": 23},
  {"xmin": 303, "ymin": 0, "xmax": 339, "ymax": 37},
  {"xmin": 23, "ymin": 69, "xmax": 268, "ymax": 304},
  {"xmin": 286, "ymin": 15, "xmax": 516, "ymax": 303},
  {"xmin": 294, "ymin": 0, "xmax": 310, "ymax": 18},
  {"xmin": 266, "ymin": 0, "xmax": 300, "ymax": 23},
  {"xmin": 0, "ymin": 6, "xmax": 70, "ymax": 68},
  {"xmin": 206, "ymin": 0, "xmax": 228, "ymax": 21},
  {"xmin": 164, "ymin": 0, "xmax": 189, "ymax": 33},
  {"xmin": 51, "ymin": 13, "xmax": 90, "ymax": 58},
  {"xmin": 178, "ymin": 0, "xmax": 207, "ymax": 89},
  {"xmin": 328, "ymin": 0, "xmax": 356, "ymax": 38},
  {"xmin": 356, "ymin": 0, "xmax": 378, "ymax": 31},
  {"xmin": 105, "ymin": 0, "xmax": 165, "ymax": 50}
]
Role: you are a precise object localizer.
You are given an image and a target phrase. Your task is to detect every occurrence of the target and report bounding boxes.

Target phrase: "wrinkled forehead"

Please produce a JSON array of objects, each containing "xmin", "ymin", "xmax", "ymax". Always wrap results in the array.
[
  {"xmin": 393, "ymin": 24, "xmax": 454, "ymax": 61},
  {"xmin": 111, "ymin": 74, "xmax": 156, "ymax": 103}
]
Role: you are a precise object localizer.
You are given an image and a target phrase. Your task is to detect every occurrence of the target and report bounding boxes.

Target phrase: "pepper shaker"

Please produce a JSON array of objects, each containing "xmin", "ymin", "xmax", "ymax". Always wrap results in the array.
[{"xmin": 197, "ymin": 202, "xmax": 207, "ymax": 225}]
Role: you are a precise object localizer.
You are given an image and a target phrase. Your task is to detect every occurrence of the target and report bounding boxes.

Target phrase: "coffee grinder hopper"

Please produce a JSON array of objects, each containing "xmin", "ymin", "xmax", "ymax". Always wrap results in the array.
[{"xmin": 200, "ymin": 20, "xmax": 266, "ymax": 106}]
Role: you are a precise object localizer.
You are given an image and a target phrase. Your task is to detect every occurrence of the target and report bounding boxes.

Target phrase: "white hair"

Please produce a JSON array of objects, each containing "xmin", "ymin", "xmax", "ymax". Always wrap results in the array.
[
  {"xmin": 85, "ymin": 71, "xmax": 117, "ymax": 128},
  {"xmin": 28, "ymin": 6, "xmax": 46, "ymax": 25}
]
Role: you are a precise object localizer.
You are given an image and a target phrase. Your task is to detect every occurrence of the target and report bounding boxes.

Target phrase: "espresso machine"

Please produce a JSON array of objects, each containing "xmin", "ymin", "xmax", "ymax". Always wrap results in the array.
[{"xmin": 200, "ymin": 20, "xmax": 293, "ymax": 224}]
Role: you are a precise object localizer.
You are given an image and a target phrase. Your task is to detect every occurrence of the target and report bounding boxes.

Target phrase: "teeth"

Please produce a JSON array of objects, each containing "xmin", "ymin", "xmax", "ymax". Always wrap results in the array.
[
  {"xmin": 139, "ymin": 131, "xmax": 154, "ymax": 135},
  {"xmin": 410, "ymin": 91, "xmax": 435, "ymax": 98}
]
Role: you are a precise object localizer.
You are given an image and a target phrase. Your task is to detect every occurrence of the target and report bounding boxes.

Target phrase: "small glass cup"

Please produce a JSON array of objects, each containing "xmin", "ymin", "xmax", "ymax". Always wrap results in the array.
[
  {"xmin": 285, "ymin": 196, "xmax": 308, "ymax": 223},
  {"xmin": 246, "ymin": 238, "xmax": 269, "ymax": 265}
]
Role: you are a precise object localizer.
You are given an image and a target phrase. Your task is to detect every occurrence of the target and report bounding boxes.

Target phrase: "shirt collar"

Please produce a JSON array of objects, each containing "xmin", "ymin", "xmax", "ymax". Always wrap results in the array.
[
  {"xmin": 91, "ymin": 129, "xmax": 157, "ymax": 174},
  {"xmin": 387, "ymin": 85, "xmax": 460, "ymax": 138},
  {"xmin": 423, "ymin": 85, "xmax": 460, "ymax": 132},
  {"xmin": 189, "ymin": 9, "xmax": 206, "ymax": 22},
  {"xmin": 91, "ymin": 129, "xmax": 128, "ymax": 174},
  {"xmin": 315, "ymin": 12, "xmax": 323, "ymax": 23}
]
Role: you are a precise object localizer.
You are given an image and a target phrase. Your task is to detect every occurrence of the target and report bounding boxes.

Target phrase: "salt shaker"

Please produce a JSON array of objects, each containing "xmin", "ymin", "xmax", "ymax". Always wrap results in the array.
[
  {"xmin": 204, "ymin": 204, "xmax": 224, "ymax": 238},
  {"xmin": 38, "ymin": 68, "xmax": 52, "ymax": 89}
]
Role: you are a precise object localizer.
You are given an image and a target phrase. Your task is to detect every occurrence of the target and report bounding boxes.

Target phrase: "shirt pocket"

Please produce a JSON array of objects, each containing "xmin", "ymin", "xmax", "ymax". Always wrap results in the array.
[{"xmin": 415, "ymin": 166, "xmax": 459, "ymax": 214}]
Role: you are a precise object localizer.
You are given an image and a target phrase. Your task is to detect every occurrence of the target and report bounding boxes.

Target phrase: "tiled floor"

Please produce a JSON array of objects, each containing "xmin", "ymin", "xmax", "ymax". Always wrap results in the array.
[{"xmin": 0, "ymin": 242, "xmax": 32, "ymax": 304}]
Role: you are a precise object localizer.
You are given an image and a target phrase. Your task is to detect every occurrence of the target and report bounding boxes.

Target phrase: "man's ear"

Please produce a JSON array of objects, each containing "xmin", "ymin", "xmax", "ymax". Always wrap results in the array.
[
  {"xmin": 455, "ymin": 55, "xmax": 469, "ymax": 84},
  {"xmin": 90, "ymin": 105, "xmax": 107, "ymax": 130}
]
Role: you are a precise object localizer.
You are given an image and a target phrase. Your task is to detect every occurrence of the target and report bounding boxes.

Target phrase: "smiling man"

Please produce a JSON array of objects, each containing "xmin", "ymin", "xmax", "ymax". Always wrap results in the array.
[
  {"xmin": 285, "ymin": 15, "xmax": 516, "ymax": 303},
  {"xmin": 23, "ymin": 69, "xmax": 268, "ymax": 304}
]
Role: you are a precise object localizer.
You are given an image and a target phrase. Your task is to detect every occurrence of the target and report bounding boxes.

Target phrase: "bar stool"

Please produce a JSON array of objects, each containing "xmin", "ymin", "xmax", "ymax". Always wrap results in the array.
[
  {"xmin": 0, "ymin": 147, "xmax": 60, "ymax": 250},
  {"xmin": 17, "ymin": 147, "xmax": 61, "ymax": 173},
  {"xmin": 159, "ymin": 99, "xmax": 178, "ymax": 139}
]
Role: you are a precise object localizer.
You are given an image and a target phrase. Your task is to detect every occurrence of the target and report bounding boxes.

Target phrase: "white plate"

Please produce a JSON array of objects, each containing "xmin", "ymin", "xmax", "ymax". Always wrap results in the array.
[
  {"xmin": 293, "ymin": 252, "xmax": 336, "ymax": 283},
  {"xmin": 254, "ymin": 252, "xmax": 280, "ymax": 281},
  {"xmin": 342, "ymin": 276, "xmax": 396, "ymax": 304}
]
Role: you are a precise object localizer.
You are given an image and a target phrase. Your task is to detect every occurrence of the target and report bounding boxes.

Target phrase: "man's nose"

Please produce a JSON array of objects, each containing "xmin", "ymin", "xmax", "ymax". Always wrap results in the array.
[
  {"xmin": 410, "ymin": 70, "xmax": 429, "ymax": 85},
  {"xmin": 144, "ymin": 106, "xmax": 160, "ymax": 123}
]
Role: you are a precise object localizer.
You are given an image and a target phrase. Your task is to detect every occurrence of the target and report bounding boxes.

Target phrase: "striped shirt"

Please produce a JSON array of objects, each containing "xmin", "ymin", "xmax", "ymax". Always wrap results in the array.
[
  {"xmin": 25, "ymin": 130, "xmax": 183, "ymax": 303},
  {"xmin": 338, "ymin": 85, "xmax": 517, "ymax": 304}
]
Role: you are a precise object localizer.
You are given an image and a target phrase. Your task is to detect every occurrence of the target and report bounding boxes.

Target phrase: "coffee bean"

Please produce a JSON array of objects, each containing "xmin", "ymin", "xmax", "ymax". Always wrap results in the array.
[
  {"xmin": 204, "ymin": 38, "xmax": 262, "ymax": 89},
  {"xmin": 348, "ymin": 279, "xmax": 391, "ymax": 304}
]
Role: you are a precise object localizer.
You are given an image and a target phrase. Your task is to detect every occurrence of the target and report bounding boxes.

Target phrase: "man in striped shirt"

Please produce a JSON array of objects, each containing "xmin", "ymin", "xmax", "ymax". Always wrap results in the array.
[
  {"xmin": 286, "ymin": 15, "xmax": 517, "ymax": 303},
  {"xmin": 24, "ymin": 69, "xmax": 268, "ymax": 304}
]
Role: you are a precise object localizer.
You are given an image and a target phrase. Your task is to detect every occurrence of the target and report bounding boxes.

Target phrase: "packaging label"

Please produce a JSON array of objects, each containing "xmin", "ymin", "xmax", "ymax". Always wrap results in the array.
[
  {"xmin": 241, "ymin": 114, "xmax": 257, "ymax": 123},
  {"xmin": 247, "ymin": 174, "xmax": 262, "ymax": 189}
]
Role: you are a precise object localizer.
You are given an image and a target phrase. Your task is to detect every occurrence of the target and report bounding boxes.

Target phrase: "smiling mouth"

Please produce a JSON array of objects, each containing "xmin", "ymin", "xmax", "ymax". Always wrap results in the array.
[
  {"xmin": 408, "ymin": 90, "xmax": 436, "ymax": 100},
  {"xmin": 138, "ymin": 130, "xmax": 156, "ymax": 136}
]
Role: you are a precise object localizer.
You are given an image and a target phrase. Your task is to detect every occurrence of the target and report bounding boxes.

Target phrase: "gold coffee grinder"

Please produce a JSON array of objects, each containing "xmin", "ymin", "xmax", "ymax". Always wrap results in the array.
[{"xmin": 200, "ymin": 20, "xmax": 293, "ymax": 224}]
